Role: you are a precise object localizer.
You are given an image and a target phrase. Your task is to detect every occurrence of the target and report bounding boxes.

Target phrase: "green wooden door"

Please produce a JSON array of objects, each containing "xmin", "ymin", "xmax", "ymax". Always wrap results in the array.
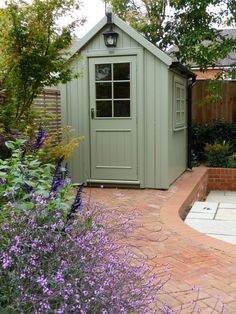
[{"xmin": 89, "ymin": 56, "xmax": 138, "ymax": 182}]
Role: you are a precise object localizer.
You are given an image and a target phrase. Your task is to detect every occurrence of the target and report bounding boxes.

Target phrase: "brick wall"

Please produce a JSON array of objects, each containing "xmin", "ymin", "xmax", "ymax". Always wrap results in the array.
[
  {"xmin": 179, "ymin": 167, "xmax": 208, "ymax": 220},
  {"xmin": 193, "ymin": 69, "xmax": 222, "ymax": 80},
  {"xmin": 208, "ymin": 168, "xmax": 236, "ymax": 191}
]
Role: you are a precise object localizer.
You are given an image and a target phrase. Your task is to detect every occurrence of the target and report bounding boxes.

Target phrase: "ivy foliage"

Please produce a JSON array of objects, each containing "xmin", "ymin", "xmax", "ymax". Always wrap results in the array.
[{"xmin": 0, "ymin": 0, "xmax": 83, "ymax": 132}]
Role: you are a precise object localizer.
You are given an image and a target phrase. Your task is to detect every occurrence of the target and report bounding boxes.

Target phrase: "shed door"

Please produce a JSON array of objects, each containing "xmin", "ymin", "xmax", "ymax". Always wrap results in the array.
[{"xmin": 89, "ymin": 56, "xmax": 138, "ymax": 181}]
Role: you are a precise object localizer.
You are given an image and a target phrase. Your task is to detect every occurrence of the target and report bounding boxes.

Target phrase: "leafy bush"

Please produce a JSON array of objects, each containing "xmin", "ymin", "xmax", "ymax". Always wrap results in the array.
[
  {"xmin": 0, "ymin": 139, "xmax": 73, "ymax": 223},
  {"xmin": 0, "ymin": 125, "xmax": 83, "ymax": 165},
  {"xmin": 228, "ymin": 153, "xmax": 236, "ymax": 168},
  {"xmin": 192, "ymin": 119, "xmax": 236, "ymax": 162},
  {"xmin": 0, "ymin": 140, "xmax": 167, "ymax": 313},
  {"xmin": 38, "ymin": 126, "xmax": 84, "ymax": 164},
  {"xmin": 204, "ymin": 142, "xmax": 234, "ymax": 168},
  {"xmin": 191, "ymin": 150, "xmax": 200, "ymax": 167}
]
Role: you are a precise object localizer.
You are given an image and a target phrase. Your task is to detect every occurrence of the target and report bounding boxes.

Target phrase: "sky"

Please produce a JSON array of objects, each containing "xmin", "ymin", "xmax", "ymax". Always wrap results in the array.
[
  {"xmin": 0, "ymin": 0, "xmax": 106, "ymax": 38},
  {"xmin": 76, "ymin": 0, "xmax": 106, "ymax": 38}
]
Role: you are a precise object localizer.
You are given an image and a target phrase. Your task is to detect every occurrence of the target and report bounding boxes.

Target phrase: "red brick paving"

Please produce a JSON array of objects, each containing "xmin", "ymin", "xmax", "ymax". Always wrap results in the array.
[{"xmin": 84, "ymin": 167, "xmax": 236, "ymax": 313}]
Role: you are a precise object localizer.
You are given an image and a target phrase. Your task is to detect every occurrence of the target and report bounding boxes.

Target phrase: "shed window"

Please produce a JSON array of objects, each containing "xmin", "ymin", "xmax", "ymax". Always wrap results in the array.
[
  {"xmin": 173, "ymin": 82, "xmax": 186, "ymax": 130},
  {"xmin": 95, "ymin": 63, "xmax": 130, "ymax": 118}
]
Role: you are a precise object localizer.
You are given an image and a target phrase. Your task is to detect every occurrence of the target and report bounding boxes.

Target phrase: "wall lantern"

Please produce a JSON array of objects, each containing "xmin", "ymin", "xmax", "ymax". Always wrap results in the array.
[{"xmin": 103, "ymin": 12, "xmax": 119, "ymax": 47}]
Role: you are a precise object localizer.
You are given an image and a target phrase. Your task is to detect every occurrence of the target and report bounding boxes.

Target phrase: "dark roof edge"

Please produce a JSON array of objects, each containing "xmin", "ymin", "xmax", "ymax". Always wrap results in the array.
[{"xmin": 170, "ymin": 61, "xmax": 197, "ymax": 79}]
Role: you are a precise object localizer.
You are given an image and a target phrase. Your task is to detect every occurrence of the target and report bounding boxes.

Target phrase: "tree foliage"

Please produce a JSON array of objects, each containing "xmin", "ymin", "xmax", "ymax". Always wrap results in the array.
[
  {"xmin": 105, "ymin": 0, "xmax": 236, "ymax": 71},
  {"xmin": 0, "ymin": 0, "xmax": 83, "ymax": 131}
]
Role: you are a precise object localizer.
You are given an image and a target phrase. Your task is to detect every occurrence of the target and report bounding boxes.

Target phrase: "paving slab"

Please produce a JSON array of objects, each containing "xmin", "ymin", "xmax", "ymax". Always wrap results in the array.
[
  {"xmin": 184, "ymin": 219, "xmax": 236, "ymax": 236},
  {"xmin": 219, "ymin": 203, "xmax": 236, "ymax": 209},
  {"xmin": 189, "ymin": 201, "xmax": 218, "ymax": 214},
  {"xmin": 207, "ymin": 190, "xmax": 225, "ymax": 196},
  {"xmin": 216, "ymin": 208, "xmax": 236, "ymax": 221},
  {"xmin": 207, "ymin": 234, "xmax": 236, "ymax": 245},
  {"xmin": 225, "ymin": 191, "xmax": 236, "ymax": 196},
  {"xmin": 186, "ymin": 212, "xmax": 215, "ymax": 219},
  {"xmin": 206, "ymin": 190, "xmax": 236, "ymax": 204}
]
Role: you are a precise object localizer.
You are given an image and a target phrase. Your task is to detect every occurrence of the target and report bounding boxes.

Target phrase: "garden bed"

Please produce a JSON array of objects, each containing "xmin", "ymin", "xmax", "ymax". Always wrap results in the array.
[{"xmin": 160, "ymin": 166, "xmax": 236, "ymax": 251}]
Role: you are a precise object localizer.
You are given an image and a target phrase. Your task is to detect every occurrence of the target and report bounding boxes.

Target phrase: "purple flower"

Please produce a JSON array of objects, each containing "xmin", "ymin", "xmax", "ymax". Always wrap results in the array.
[
  {"xmin": 1, "ymin": 252, "xmax": 13, "ymax": 269},
  {"xmin": 35, "ymin": 125, "xmax": 47, "ymax": 149},
  {"xmin": 50, "ymin": 156, "xmax": 65, "ymax": 195}
]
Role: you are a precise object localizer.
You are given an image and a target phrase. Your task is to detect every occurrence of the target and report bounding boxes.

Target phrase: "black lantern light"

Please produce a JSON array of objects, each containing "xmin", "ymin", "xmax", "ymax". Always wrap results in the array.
[{"xmin": 103, "ymin": 12, "xmax": 119, "ymax": 48}]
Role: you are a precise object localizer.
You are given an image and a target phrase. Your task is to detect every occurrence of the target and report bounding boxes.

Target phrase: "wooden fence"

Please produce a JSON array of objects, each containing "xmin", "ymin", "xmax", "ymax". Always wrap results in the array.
[
  {"xmin": 33, "ymin": 88, "xmax": 61, "ymax": 137},
  {"xmin": 192, "ymin": 80, "xmax": 236, "ymax": 123}
]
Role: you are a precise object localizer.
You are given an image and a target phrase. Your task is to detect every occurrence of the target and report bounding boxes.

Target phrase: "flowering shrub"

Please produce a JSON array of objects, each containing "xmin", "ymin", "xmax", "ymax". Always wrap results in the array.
[
  {"xmin": 0, "ymin": 200, "xmax": 167, "ymax": 313},
  {"xmin": 0, "ymin": 139, "xmax": 73, "ymax": 223},
  {"xmin": 0, "ymin": 139, "xmax": 169, "ymax": 313},
  {"xmin": 204, "ymin": 141, "xmax": 235, "ymax": 168}
]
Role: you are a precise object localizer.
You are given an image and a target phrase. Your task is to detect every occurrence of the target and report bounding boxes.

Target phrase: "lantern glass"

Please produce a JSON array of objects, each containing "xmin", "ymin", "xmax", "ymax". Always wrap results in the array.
[{"xmin": 103, "ymin": 30, "xmax": 119, "ymax": 47}]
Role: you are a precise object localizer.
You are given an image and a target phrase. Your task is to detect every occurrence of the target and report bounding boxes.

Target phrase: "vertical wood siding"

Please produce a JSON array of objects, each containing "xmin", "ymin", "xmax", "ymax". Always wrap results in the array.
[
  {"xmin": 143, "ymin": 50, "xmax": 169, "ymax": 188},
  {"xmin": 192, "ymin": 80, "xmax": 236, "ymax": 123},
  {"xmin": 61, "ymin": 23, "xmax": 188, "ymax": 188},
  {"xmin": 167, "ymin": 72, "xmax": 188, "ymax": 185}
]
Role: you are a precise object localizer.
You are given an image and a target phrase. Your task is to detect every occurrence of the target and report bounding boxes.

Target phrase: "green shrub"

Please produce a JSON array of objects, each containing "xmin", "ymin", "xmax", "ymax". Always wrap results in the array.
[
  {"xmin": 228, "ymin": 154, "xmax": 236, "ymax": 168},
  {"xmin": 191, "ymin": 150, "xmax": 200, "ymax": 167},
  {"xmin": 0, "ymin": 139, "xmax": 73, "ymax": 223},
  {"xmin": 192, "ymin": 119, "xmax": 236, "ymax": 161},
  {"xmin": 204, "ymin": 141, "xmax": 234, "ymax": 167}
]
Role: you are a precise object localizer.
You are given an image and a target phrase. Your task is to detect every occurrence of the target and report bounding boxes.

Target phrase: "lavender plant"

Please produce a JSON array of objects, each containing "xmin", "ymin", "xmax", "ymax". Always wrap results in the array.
[
  {"xmin": 0, "ymin": 139, "xmax": 171, "ymax": 313},
  {"xmin": 0, "ymin": 192, "xmax": 168, "ymax": 313}
]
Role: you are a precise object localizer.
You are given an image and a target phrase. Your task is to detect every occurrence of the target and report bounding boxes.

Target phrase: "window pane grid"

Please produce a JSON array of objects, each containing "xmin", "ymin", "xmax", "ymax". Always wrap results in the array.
[
  {"xmin": 174, "ymin": 82, "xmax": 186, "ymax": 130},
  {"xmin": 95, "ymin": 63, "xmax": 131, "ymax": 118}
]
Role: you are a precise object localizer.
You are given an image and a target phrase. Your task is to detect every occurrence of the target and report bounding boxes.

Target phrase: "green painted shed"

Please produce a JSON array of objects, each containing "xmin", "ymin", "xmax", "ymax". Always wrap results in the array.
[{"xmin": 61, "ymin": 13, "xmax": 196, "ymax": 189}]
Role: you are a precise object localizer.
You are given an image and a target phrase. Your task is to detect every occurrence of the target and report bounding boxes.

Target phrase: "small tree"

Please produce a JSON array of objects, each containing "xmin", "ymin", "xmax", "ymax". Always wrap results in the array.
[
  {"xmin": 0, "ymin": 0, "xmax": 84, "ymax": 132},
  {"xmin": 105, "ymin": 0, "xmax": 236, "ymax": 71}
]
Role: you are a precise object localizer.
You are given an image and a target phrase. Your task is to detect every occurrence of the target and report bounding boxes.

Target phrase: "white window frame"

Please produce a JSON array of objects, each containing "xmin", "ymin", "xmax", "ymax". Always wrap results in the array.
[{"xmin": 173, "ymin": 77, "xmax": 186, "ymax": 131}]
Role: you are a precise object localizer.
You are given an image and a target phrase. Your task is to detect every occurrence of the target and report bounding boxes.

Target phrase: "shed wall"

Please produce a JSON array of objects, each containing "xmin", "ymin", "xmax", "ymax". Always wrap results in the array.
[
  {"xmin": 61, "ymin": 23, "xmax": 183, "ymax": 189},
  {"xmin": 143, "ymin": 50, "xmax": 169, "ymax": 188},
  {"xmin": 168, "ymin": 72, "xmax": 188, "ymax": 184},
  {"xmin": 61, "ymin": 57, "xmax": 90, "ymax": 184}
]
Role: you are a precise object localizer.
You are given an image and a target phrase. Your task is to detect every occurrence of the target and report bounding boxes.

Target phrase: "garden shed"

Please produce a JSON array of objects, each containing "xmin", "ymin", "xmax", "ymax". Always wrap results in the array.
[{"xmin": 61, "ymin": 12, "xmax": 196, "ymax": 189}]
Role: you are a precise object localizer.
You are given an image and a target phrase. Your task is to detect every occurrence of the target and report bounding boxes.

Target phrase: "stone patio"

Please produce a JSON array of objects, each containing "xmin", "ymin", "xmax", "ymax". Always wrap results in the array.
[
  {"xmin": 185, "ymin": 191, "xmax": 236, "ymax": 245},
  {"xmin": 85, "ymin": 167, "xmax": 236, "ymax": 313}
]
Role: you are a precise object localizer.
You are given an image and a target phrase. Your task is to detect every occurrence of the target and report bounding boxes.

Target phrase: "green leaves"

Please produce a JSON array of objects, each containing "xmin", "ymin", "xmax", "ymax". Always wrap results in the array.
[
  {"xmin": 0, "ymin": 0, "xmax": 83, "ymax": 131},
  {"xmin": 105, "ymin": 0, "xmax": 236, "ymax": 71},
  {"xmin": 0, "ymin": 138, "xmax": 77, "ymax": 226}
]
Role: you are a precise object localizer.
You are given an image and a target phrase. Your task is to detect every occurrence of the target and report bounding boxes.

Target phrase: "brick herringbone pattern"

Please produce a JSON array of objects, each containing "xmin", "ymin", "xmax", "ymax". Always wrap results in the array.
[{"xmin": 85, "ymin": 168, "xmax": 236, "ymax": 313}]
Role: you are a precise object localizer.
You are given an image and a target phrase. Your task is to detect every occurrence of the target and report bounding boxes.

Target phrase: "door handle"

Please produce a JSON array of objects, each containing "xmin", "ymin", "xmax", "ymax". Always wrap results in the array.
[{"xmin": 91, "ymin": 108, "xmax": 95, "ymax": 119}]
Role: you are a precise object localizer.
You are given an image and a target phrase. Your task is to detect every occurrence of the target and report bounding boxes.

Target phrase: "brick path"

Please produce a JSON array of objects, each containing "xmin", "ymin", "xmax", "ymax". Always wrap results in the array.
[{"xmin": 84, "ymin": 167, "xmax": 236, "ymax": 313}]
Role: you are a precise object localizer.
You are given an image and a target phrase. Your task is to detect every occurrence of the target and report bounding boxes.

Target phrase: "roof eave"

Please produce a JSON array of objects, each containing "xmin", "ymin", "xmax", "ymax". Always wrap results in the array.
[
  {"xmin": 170, "ymin": 61, "xmax": 197, "ymax": 79},
  {"xmin": 68, "ymin": 16, "xmax": 107, "ymax": 57}
]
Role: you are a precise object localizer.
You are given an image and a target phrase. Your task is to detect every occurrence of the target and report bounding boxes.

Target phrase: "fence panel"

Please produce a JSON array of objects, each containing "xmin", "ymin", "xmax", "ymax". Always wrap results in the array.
[
  {"xmin": 192, "ymin": 80, "xmax": 236, "ymax": 123},
  {"xmin": 33, "ymin": 88, "xmax": 61, "ymax": 139}
]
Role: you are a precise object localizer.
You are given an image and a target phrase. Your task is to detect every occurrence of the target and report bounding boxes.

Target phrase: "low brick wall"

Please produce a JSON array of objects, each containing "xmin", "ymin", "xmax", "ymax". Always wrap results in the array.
[
  {"xmin": 178, "ymin": 167, "xmax": 208, "ymax": 220},
  {"xmin": 208, "ymin": 167, "xmax": 236, "ymax": 191}
]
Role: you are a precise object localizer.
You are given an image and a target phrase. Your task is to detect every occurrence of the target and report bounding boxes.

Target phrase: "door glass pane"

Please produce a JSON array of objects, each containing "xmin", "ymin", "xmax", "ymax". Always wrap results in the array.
[
  {"xmin": 96, "ymin": 101, "xmax": 112, "ymax": 117},
  {"xmin": 114, "ymin": 100, "xmax": 130, "ymax": 117},
  {"xmin": 176, "ymin": 86, "xmax": 180, "ymax": 99},
  {"xmin": 96, "ymin": 82, "xmax": 112, "ymax": 99},
  {"xmin": 114, "ymin": 63, "xmax": 130, "ymax": 80},
  {"xmin": 114, "ymin": 82, "xmax": 130, "ymax": 99},
  {"xmin": 96, "ymin": 64, "xmax": 111, "ymax": 81}
]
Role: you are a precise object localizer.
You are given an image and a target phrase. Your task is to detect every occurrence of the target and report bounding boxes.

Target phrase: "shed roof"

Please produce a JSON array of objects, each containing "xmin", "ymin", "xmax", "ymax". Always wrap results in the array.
[{"xmin": 69, "ymin": 14, "xmax": 172, "ymax": 66}]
